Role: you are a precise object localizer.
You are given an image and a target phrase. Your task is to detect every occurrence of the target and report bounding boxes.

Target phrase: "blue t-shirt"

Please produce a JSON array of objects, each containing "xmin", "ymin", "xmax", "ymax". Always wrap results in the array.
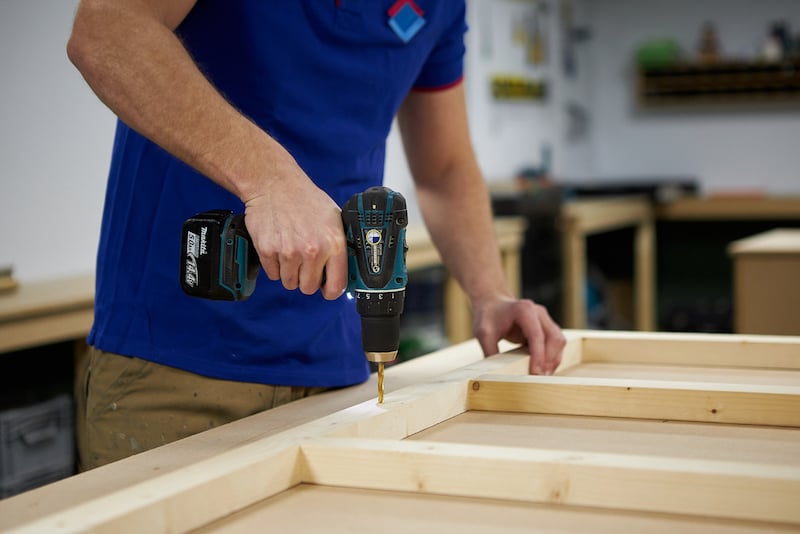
[{"xmin": 89, "ymin": 0, "xmax": 467, "ymax": 387}]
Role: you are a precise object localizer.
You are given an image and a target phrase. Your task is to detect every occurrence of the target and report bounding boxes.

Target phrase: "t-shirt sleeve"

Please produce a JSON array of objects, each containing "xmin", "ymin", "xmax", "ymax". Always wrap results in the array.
[{"xmin": 412, "ymin": 1, "xmax": 467, "ymax": 91}]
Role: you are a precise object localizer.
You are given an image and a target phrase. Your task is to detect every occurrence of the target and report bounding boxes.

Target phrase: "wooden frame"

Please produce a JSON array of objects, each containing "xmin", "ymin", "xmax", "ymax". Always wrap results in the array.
[{"xmin": 2, "ymin": 331, "xmax": 800, "ymax": 533}]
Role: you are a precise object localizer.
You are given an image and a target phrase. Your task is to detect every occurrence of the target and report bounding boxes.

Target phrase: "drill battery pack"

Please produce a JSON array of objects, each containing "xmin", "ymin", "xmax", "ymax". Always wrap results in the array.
[{"xmin": 180, "ymin": 210, "xmax": 259, "ymax": 301}]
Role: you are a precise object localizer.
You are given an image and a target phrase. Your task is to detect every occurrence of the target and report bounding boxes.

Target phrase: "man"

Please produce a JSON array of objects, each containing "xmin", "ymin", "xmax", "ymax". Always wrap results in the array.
[{"xmin": 67, "ymin": 0, "xmax": 565, "ymax": 469}]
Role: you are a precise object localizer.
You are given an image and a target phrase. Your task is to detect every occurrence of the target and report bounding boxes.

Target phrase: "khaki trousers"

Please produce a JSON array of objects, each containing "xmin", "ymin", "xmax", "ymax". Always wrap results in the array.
[{"xmin": 75, "ymin": 347, "xmax": 325, "ymax": 470}]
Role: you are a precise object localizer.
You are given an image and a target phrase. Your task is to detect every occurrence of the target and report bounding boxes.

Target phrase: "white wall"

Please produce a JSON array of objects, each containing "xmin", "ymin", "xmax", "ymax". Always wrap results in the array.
[
  {"xmin": 0, "ymin": 0, "xmax": 115, "ymax": 283},
  {"xmin": 586, "ymin": 0, "xmax": 800, "ymax": 194},
  {"xmin": 386, "ymin": 0, "xmax": 593, "ymax": 222}
]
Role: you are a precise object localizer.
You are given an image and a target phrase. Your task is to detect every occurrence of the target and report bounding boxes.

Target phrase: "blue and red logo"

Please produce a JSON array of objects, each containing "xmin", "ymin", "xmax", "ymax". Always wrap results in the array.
[{"xmin": 387, "ymin": 0, "xmax": 426, "ymax": 43}]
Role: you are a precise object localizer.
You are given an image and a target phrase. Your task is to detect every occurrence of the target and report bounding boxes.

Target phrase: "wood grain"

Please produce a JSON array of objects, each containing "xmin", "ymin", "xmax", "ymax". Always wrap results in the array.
[
  {"xmin": 300, "ymin": 437, "xmax": 800, "ymax": 525},
  {"xmin": 195, "ymin": 484, "xmax": 795, "ymax": 534},
  {"xmin": 467, "ymin": 375, "xmax": 800, "ymax": 427}
]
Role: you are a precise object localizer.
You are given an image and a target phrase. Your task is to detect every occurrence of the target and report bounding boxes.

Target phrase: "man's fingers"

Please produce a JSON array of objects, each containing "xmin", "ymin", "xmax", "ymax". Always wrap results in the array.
[
  {"xmin": 278, "ymin": 254, "xmax": 301, "ymax": 291},
  {"xmin": 528, "ymin": 334, "xmax": 546, "ymax": 375},
  {"xmin": 297, "ymin": 242, "xmax": 329, "ymax": 296},
  {"xmin": 542, "ymin": 311, "xmax": 566, "ymax": 373},
  {"xmin": 262, "ymin": 235, "xmax": 347, "ymax": 298},
  {"xmin": 512, "ymin": 300, "xmax": 546, "ymax": 375},
  {"xmin": 262, "ymin": 255, "xmax": 281, "ymax": 281},
  {"xmin": 321, "ymin": 252, "xmax": 348, "ymax": 300},
  {"xmin": 476, "ymin": 331, "xmax": 500, "ymax": 359}
]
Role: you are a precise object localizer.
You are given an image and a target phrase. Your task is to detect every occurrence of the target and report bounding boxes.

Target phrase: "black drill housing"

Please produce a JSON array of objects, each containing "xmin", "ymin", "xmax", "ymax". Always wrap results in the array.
[{"xmin": 180, "ymin": 210, "xmax": 259, "ymax": 301}]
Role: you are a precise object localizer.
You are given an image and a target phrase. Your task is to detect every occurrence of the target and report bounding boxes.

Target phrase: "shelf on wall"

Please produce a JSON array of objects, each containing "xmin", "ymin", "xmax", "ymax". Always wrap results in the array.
[{"xmin": 636, "ymin": 59, "xmax": 800, "ymax": 108}]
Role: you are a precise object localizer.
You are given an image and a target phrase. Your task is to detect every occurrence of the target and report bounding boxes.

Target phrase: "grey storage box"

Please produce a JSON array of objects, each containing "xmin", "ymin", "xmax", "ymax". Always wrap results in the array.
[{"xmin": 0, "ymin": 394, "xmax": 74, "ymax": 498}]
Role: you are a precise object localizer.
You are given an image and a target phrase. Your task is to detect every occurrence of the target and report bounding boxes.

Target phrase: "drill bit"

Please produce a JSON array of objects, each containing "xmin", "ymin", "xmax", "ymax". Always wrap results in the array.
[{"xmin": 377, "ymin": 363, "xmax": 385, "ymax": 404}]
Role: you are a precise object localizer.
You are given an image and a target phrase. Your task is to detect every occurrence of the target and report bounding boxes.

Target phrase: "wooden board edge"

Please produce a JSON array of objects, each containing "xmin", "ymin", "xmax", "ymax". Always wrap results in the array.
[
  {"xmin": 325, "ymin": 350, "xmax": 533, "ymax": 440},
  {"xmin": 577, "ymin": 330, "xmax": 800, "ymax": 369},
  {"xmin": 300, "ymin": 437, "xmax": 800, "ymax": 526},
  {"xmin": 467, "ymin": 375, "xmax": 800, "ymax": 427},
  {"xmin": 6, "ymin": 446, "xmax": 303, "ymax": 534}
]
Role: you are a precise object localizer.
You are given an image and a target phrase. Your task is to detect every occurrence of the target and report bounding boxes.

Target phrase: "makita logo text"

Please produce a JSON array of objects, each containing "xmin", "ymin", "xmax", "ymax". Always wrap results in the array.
[{"xmin": 200, "ymin": 226, "xmax": 208, "ymax": 255}]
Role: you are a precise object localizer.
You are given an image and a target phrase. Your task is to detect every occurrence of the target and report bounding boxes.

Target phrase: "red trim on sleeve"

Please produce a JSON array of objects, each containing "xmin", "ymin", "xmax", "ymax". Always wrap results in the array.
[
  {"xmin": 412, "ymin": 75, "xmax": 464, "ymax": 93},
  {"xmin": 388, "ymin": 0, "xmax": 424, "ymax": 18}
]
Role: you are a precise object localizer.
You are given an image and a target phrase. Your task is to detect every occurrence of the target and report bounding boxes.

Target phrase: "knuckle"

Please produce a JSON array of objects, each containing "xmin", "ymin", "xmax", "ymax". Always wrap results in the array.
[
  {"xmin": 280, "ymin": 249, "xmax": 300, "ymax": 266},
  {"xmin": 302, "ymin": 241, "xmax": 321, "ymax": 259},
  {"xmin": 473, "ymin": 321, "xmax": 495, "ymax": 341},
  {"xmin": 515, "ymin": 299, "xmax": 537, "ymax": 314}
]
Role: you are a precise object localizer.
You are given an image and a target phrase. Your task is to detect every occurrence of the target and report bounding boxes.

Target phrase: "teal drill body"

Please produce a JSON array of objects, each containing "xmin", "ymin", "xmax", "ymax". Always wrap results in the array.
[
  {"xmin": 341, "ymin": 186, "xmax": 408, "ymax": 363},
  {"xmin": 180, "ymin": 186, "xmax": 408, "ymax": 364}
]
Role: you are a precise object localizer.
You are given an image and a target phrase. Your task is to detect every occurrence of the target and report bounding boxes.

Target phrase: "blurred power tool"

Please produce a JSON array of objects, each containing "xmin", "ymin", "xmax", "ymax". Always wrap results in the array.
[{"xmin": 180, "ymin": 186, "xmax": 408, "ymax": 403}]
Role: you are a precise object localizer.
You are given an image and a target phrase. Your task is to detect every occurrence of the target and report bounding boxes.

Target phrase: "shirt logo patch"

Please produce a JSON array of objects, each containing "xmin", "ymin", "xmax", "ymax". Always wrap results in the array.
[{"xmin": 387, "ymin": 0, "xmax": 426, "ymax": 43}]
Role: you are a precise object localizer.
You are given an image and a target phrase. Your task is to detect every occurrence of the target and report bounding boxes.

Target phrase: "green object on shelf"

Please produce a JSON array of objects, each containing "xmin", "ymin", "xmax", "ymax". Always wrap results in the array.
[{"xmin": 636, "ymin": 39, "xmax": 682, "ymax": 70}]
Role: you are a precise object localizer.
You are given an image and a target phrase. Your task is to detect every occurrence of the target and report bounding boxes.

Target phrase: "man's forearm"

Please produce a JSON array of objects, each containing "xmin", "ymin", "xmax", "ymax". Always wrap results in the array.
[
  {"xmin": 67, "ymin": 1, "xmax": 294, "ymax": 202},
  {"xmin": 398, "ymin": 86, "xmax": 513, "ymax": 307},
  {"xmin": 416, "ymin": 159, "xmax": 513, "ymax": 306}
]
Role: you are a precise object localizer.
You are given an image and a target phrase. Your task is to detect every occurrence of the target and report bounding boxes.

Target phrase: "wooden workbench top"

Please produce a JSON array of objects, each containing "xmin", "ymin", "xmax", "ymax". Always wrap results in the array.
[
  {"xmin": 728, "ymin": 228, "xmax": 800, "ymax": 255},
  {"xmin": 0, "ymin": 338, "xmax": 506, "ymax": 530},
  {"xmin": 0, "ymin": 273, "xmax": 95, "ymax": 353},
  {"xmin": 3, "ymin": 331, "xmax": 800, "ymax": 533},
  {"xmin": 656, "ymin": 195, "xmax": 800, "ymax": 220},
  {"xmin": 0, "ymin": 273, "xmax": 94, "ymax": 323}
]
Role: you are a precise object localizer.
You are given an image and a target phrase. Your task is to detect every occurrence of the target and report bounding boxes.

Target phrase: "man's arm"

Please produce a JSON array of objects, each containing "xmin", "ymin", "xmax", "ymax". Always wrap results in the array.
[
  {"xmin": 67, "ymin": 0, "xmax": 347, "ymax": 299},
  {"xmin": 397, "ymin": 84, "xmax": 565, "ymax": 374}
]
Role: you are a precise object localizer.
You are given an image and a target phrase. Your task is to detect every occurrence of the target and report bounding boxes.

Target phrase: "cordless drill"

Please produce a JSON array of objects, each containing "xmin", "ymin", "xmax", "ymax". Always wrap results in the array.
[{"xmin": 179, "ymin": 186, "xmax": 408, "ymax": 402}]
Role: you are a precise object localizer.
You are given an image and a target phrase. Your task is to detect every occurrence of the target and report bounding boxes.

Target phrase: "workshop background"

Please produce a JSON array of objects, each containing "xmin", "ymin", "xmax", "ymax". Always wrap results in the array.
[
  {"xmin": 1, "ymin": 0, "xmax": 800, "ymax": 500},
  {"xmin": 1, "ymin": 0, "xmax": 798, "ymax": 282}
]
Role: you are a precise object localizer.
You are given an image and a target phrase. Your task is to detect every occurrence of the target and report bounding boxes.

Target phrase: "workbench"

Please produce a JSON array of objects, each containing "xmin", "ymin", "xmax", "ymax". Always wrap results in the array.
[
  {"xmin": 2, "ymin": 330, "xmax": 798, "ymax": 533},
  {"xmin": 728, "ymin": 228, "xmax": 800, "ymax": 336},
  {"xmin": 0, "ymin": 218, "xmax": 526, "ymax": 356},
  {"xmin": 560, "ymin": 196, "xmax": 655, "ymax": 331},
  {"xmin": 558, "ymin": 194, "xmax": 800, "ymax": 330},
  {"xmin": 0, "ymin": 275, "xmax": 94, "ymax": 355}
]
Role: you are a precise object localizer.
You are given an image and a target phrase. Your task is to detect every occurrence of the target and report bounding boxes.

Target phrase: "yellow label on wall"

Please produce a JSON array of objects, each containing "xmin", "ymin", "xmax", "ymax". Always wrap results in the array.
[{"xmin": 491, "ymin": 75, "xmax": 548, "ymax": 101}]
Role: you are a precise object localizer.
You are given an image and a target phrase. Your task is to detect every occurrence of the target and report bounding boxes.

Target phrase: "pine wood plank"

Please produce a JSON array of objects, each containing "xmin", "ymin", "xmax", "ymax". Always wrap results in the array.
[
  {"xmin": 408, "ymin": 412, "xmax": 800, "ymax": 466},
  {"xmin": 299, "ymin": 437, "xmax": 800, "ymax": 525},
  {"xmin": 579, "ymin": 331, "xmax": 800, "ymax": 369},
  {"xmin": 195, "ymin": 484, "xmax": 796, "ymax": 534},
  {"xmin": 467, "ymin": 375, "xmax": 800, "ymax": 427},
  {"xmin": 562, "ymin": 362, "xmax": 800, "ymax": 386},
  {"xmin": 6, "ymin": 446, "xmax": 303, "ymax": 534}
]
